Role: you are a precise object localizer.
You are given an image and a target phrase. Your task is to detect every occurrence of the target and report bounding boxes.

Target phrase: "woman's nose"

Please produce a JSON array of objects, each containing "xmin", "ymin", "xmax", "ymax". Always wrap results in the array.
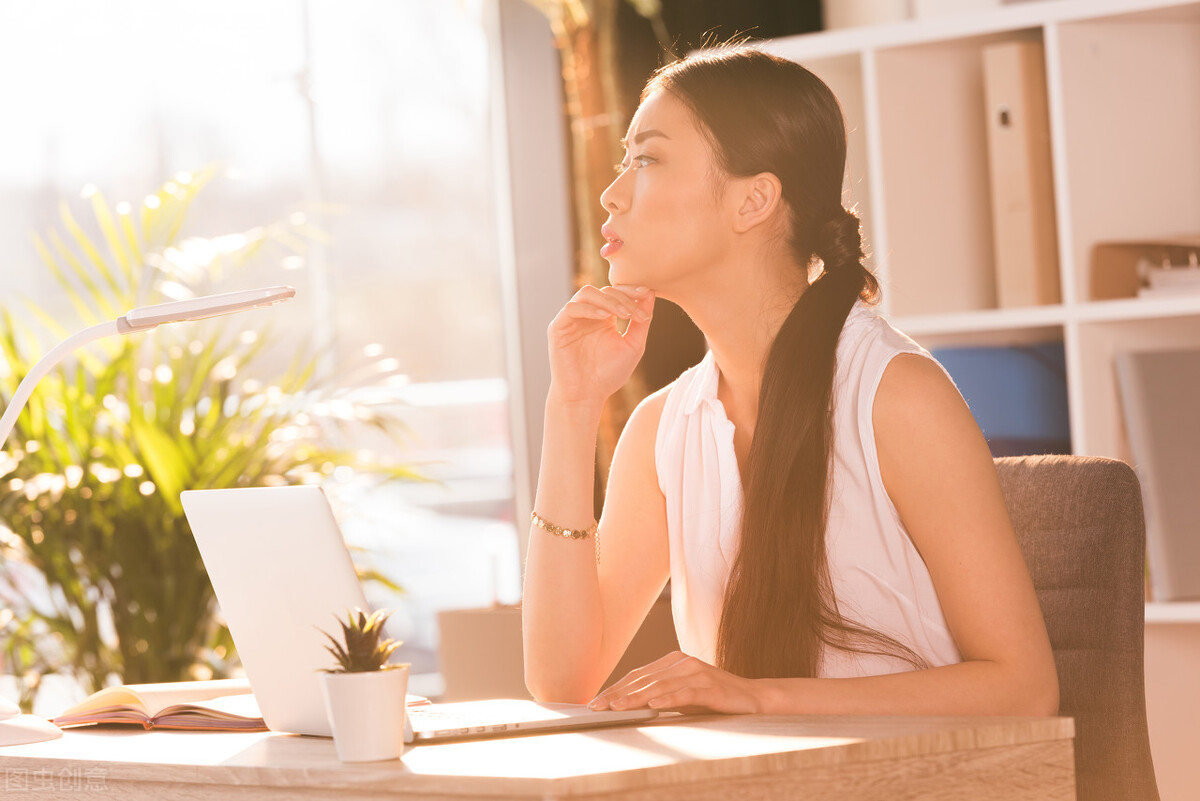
[{"xmin": 600, "ymin": 171, "xmax": 627, "ymax": 214}]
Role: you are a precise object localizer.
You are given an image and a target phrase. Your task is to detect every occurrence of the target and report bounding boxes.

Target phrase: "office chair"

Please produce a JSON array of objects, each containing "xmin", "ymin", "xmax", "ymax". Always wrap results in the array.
[{"xmin": 995, "ymin": 454, "xmax": 1160, "ymax": 801}]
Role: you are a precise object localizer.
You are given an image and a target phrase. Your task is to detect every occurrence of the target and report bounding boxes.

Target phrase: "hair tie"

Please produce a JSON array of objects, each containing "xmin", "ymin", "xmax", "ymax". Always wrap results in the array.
[{"xmin": 816, "ymin": 209, "xmax": 863, "ymax": 274}]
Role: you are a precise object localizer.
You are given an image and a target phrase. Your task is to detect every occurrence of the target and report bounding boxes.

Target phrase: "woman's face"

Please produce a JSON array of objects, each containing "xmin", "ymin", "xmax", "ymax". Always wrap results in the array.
[{"xmin": 599, "ymin": 89, "xmax": 736, "ymax": 292}]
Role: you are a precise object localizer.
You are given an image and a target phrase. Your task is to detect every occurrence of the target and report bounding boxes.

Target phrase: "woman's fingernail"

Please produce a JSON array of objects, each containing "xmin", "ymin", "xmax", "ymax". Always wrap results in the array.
[
  {"xmin": 635, "ymin": 309, "xmax": 651, "ymax": 321},
  {"xmin": 632, "ymin": 286, "xmax": 648, "ymax": 294},
  {"xmin": 611, "ymin": 697, "xmax": 627, "ymax": 710},
  {"xmin": 648, "ymin": 698, "xmax": 662, "ymax": 708}
]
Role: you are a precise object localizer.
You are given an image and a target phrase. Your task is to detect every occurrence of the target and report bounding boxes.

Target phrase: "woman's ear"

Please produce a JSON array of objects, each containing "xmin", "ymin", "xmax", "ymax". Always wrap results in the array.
[{"xmin": 731, "ymin": 172, "xmax": 784, "ymax": 234}]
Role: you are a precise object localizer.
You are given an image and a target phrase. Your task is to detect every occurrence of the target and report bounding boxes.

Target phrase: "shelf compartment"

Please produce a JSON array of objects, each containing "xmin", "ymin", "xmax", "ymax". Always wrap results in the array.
[
  {"xmin": 896, "ymin": 295, "xmax": 1200, "ymax": 338},
  {"xmin": 1054, "ymin": 5, "xmax": 1200, "ymax": 302},
  {"xmin": 1073, "ymin": 294, "xmax": 1200, "ymax": 323},
  {"xmin": 759, "ymin": 0, "xmax": 1200, "ymax": 63},
  {"xmin": 873, "ymin": 28, "xmax": 1045, "ymax": 317},
  {"xmin": 1074, "ymin": 314, "xmax": 1200, "ymax": 459},
  {"xmin": 933, "ymin": 339, "xmax": 1071, "ymax": 457},
  {"xmin": 896, "ymin": 303, "xmax": 1066, "ymax": 337}
]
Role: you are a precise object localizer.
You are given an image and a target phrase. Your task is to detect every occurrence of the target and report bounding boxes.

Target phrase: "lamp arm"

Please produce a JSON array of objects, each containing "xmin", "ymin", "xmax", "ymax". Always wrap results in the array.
[{"xmin": 0, "ymin": 320, "xmax": 122, "ymax": 450}]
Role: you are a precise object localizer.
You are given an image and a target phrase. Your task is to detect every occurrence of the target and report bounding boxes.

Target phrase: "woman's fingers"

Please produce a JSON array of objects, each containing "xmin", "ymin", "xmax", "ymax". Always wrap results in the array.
[
  {"xmin": 587, "ymin": 651, "xmax": 763, "ymax": 715},
  {"xmin": 620, "ymin": 671, "xmax": 758, "ymax": 714},
  {"xmin": 606, "ymin": 651, "xmax": 695, "ymax": 695},
  {"xmin": 617, "ymin": 674, "xmax": 709, "ymax": 710},
  {"xmin": 620, "ymin": 293, "xmax": 655, "ymax": 348},
  {"xmin": 589, "ymin": 651, "xmax": 694, "ymax": 709},
  {"xmin": 603, "ymin": 285, "xmax": 653, "ymax": 321},
  {"xmin": 562, "ymin": 299, "xmax": 614, "ymax": 320},
  {"xmin": 561, "ymin": 285, "xmax": 651, "ymax": 322},
  {"xmin": 546, "ymin": 285, "xmax": 655, "ymax": 404}
]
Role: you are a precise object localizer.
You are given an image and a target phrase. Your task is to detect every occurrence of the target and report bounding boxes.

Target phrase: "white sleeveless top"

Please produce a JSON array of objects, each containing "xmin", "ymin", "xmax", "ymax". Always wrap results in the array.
[{"xmin": 654, "ymin": 302, "xmax": 962, "ymax": 677}]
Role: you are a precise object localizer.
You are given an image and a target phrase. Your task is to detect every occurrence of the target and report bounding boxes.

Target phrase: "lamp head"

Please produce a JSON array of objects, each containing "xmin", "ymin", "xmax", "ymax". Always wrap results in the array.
[
  {"xmin": 0, "ymin": 285, "xmax": 297, "ymax": 466},
  {"xmin": 119, "ymin": 286, "xmax": 296, "ymax": 333}
]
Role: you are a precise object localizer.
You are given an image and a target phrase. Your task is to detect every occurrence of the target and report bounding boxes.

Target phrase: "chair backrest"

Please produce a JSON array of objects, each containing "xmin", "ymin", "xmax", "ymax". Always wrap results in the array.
[{"xmin": 994, "ymin": 454, "xmax": 1159, "ymax": 801}]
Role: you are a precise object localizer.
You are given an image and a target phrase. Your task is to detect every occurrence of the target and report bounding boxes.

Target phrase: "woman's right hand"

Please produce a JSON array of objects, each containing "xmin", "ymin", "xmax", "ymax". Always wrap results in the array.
[{"xmin": 547, "ymin": 285, "xmax": 655, "ymax": 406}]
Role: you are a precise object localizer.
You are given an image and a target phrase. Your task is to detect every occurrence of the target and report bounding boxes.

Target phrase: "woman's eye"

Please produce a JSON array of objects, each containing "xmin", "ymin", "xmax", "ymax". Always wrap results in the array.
[{"xmin": 615, "ymin": 155, "xmax": 655, "ymax": 175}]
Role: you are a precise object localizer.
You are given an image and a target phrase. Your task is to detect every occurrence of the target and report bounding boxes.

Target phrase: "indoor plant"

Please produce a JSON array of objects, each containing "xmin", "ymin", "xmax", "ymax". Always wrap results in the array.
[
  {"xmin": 319, "ymin": 607, "xmax": 410, "ymax": 762},
  {"xmin": 0, "ymin": 170, "xmax": 415, "ymax": 710}
]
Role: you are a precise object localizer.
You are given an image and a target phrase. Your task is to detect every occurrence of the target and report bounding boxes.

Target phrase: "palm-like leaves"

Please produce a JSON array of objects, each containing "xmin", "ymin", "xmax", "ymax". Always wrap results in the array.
[
  {"xmin": 319, "ymin": 607, "xmax": 402, "ymax": 673},
  {"xmin": 0, "ymin": 170, "xmax": 417, "ymax": 709}
]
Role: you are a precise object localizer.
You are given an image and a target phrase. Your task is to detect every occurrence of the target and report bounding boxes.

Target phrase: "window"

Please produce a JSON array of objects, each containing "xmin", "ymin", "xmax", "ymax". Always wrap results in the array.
[{"xmin": 0, "ymin": 0, "xmax": 519, "ymax": 697}]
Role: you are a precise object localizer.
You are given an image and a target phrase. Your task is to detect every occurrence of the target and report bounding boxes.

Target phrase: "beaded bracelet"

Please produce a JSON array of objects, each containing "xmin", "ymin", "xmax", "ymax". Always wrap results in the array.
[{"xmin": 530, "ymin": 510, "xmax": 597, "ymax": 540}]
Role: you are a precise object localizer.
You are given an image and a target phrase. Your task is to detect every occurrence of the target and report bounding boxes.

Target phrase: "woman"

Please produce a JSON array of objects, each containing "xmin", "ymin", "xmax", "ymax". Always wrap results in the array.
[{"xmin": 522, "ymin": 47, "xmax": 1059, "ymax": 716}]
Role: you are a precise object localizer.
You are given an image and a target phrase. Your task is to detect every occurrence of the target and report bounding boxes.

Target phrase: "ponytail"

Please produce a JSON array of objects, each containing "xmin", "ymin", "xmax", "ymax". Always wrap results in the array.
[
  {"xmin": 717, "ymin": 207, "xmax": 926, "ymax": 679},
  {"xmin": 650, "ymin": 49, "xmax": 926, "ymax": 679}
]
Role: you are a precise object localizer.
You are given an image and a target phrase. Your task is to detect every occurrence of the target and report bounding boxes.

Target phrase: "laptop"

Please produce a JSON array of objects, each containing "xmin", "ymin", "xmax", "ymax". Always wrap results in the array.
[{"xmin": 180, "ymin": 485, "xmax": 657, "ymax": 743}]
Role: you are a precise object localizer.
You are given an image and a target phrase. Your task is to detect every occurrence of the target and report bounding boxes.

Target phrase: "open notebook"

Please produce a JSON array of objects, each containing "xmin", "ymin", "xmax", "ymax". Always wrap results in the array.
[
  {"xmin": 181, "ymin": 486, "xmax": 657, "ymax": 743},
  {"xmin": 52, "ymin": 679, "xmax": 267, "ymax": 731}
]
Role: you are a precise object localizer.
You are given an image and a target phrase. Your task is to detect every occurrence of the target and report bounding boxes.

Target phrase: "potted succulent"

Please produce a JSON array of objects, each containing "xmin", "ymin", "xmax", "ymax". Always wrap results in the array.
[{"xmin": 318, "ymin": 607, "xmax": 410, "ymax": 762}]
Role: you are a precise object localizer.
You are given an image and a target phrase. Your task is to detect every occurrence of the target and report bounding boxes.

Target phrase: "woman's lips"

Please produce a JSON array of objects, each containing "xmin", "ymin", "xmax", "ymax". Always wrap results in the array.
[{"xmin": 600, "ymin": 225, "xmax": 623, "ymax": 258}]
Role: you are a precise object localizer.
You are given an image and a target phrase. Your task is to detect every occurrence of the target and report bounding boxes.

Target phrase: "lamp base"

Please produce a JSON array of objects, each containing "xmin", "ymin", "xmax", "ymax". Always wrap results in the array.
[{"xmin": 0, "ymin": 715, "xmax": 63, "ymax": 747}]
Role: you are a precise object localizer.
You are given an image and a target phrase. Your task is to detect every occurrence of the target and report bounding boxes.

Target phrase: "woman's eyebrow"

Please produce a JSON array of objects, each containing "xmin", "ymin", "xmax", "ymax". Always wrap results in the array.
[{"xmin": 619, "ymin": 129, "xmax": 670, "ymax": 149}]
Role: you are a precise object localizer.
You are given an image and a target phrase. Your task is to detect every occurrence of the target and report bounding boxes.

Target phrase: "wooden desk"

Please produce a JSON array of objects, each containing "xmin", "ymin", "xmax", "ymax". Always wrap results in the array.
[{"xmin": 0, "ymin": 714, "xmax": 1074, "ymax": 800}]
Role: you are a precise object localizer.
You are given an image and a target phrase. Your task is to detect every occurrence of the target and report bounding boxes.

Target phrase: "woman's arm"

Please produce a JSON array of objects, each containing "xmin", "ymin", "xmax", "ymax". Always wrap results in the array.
[
  {"xmin": 522, "ymin": 285, "xmax": 670, "ymax": 703},
  {"xmin": 589, "ymin": 353, "xmax": 1058, "ymax": 717}
]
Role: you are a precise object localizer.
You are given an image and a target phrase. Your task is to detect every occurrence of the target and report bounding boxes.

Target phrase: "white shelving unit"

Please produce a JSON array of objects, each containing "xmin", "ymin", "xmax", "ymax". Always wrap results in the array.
[
  {"xmin": 1145, "ymin": 602, "xmax": 1200, "ymax": 624},
  {"xmin": 764, "ymin": 0, "xmax": 1200, "ymax": 623}
]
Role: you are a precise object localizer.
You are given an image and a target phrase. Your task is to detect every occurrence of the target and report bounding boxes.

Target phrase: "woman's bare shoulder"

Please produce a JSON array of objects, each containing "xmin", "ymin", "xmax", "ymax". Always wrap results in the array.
[{"xmin": 619, "ymin": 380, "xmax": 675, "ymax": 452}]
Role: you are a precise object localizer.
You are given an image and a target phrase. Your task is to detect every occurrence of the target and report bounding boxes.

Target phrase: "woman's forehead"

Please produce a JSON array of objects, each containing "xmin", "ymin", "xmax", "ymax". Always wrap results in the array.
[{"xmin": 623, "ymin": 90, "xmax": 702, "ymax": 147}]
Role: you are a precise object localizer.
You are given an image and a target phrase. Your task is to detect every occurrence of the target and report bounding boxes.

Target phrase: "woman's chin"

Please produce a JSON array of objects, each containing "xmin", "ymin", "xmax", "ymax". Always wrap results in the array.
[{"xmin": 606, "ymin": 259, "xmax": 638, "ymax": 288}]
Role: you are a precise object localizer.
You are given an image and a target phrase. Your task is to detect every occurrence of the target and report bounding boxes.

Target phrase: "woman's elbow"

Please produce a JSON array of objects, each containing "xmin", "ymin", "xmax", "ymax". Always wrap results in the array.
[
  {"xmin": 1015, "ymin": 660, "xmax": 1060, "ymax": 717},
  {"xmin": 524, "ymin": 666, "xmax": 598, "ymax": 705},
  {"xmin": 1033, "ymin": 672, "xmax": 1060, "ymax": 717}
]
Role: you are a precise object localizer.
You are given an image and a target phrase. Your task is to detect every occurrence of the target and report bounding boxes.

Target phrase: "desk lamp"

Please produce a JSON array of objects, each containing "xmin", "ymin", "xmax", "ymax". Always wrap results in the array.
[{"xmin": 0, "ymin": 285, "xmax": 295, "ymax": 745}]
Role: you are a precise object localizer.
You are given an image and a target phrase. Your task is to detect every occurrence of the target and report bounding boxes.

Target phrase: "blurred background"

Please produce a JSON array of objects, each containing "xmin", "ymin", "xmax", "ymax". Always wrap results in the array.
[{"xmin": 0, "ymin": 0, "xmax": 516, "ymax": 703}]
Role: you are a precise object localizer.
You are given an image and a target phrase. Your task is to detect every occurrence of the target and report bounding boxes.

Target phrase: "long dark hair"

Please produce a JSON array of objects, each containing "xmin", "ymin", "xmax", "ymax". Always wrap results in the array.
[{"xmin": 647, "ymin": 48, "xmax": 926, "ymax": 679}]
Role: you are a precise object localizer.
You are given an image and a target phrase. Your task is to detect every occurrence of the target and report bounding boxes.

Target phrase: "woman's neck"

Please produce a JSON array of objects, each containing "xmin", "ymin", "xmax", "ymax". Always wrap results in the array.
[{"xmin": 670, "ymin": 252, "xmax": 808, "ymax": 426}]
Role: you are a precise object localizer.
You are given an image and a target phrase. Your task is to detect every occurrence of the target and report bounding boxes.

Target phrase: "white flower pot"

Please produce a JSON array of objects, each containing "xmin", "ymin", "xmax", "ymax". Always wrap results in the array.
[{"xmin": 320, "ymin": 665, "xmax": 409, "ymax": 762}]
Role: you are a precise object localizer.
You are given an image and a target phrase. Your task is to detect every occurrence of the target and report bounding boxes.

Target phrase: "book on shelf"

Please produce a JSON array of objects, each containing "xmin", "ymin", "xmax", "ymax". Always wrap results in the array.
[
  {"xmin": 1115, "ymin": 348, "xmax": 1200, "ymax": 602},
  {"xmin": 1137, "ymin": 255, "xmax": 1200, "ymax": 298},
  {"xmin": 982, "ymin": 39, "xmax": 1061, "ymax": 309},
  {"xmin": 1092, "ymin": 237, "xmax": 1200, "ymax": 300},
  {"xmin": 932, "ymin": 342, "xmax": 1070, "ymax": 458},
  {"xmin": 51, "ymin": 678, "xmax": 268, "ymax": 731}
]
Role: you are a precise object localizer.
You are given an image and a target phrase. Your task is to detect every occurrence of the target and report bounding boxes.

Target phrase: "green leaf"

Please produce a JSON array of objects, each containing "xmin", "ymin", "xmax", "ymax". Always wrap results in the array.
[
  {"xmin": 117, "ymin": 205, "xmax": 144, "ymax": 285},
  {"xmin": 58, "ymin": 202, "xmax": 123, "ymax": 312},
  {"xmin": 89, "ymin": 192, "xmax": 132, "ymax": 292},
  {"xmin": 129, "ymin": 413, "xmax": 190, "ymax": 513},
  {"xmin": 139, "ymin": 198, "xmax": 160, "ymax": 245},
  {"xmin": 48, "ymin": 227, "xmax": 118, "ymax": 321},
  {"xmin": 353, "ymin": 566, "xmax": 406, "ymax": 595},
  {"xmin": 31, "ymin": 233, "xmax": 99, "ymax": 326}
]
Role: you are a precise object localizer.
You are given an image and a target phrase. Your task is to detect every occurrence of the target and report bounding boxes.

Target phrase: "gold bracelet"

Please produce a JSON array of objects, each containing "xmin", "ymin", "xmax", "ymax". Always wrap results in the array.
[{"xmin": 530, "ymin": 510, "xmax": 597, "ymax": 540}]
